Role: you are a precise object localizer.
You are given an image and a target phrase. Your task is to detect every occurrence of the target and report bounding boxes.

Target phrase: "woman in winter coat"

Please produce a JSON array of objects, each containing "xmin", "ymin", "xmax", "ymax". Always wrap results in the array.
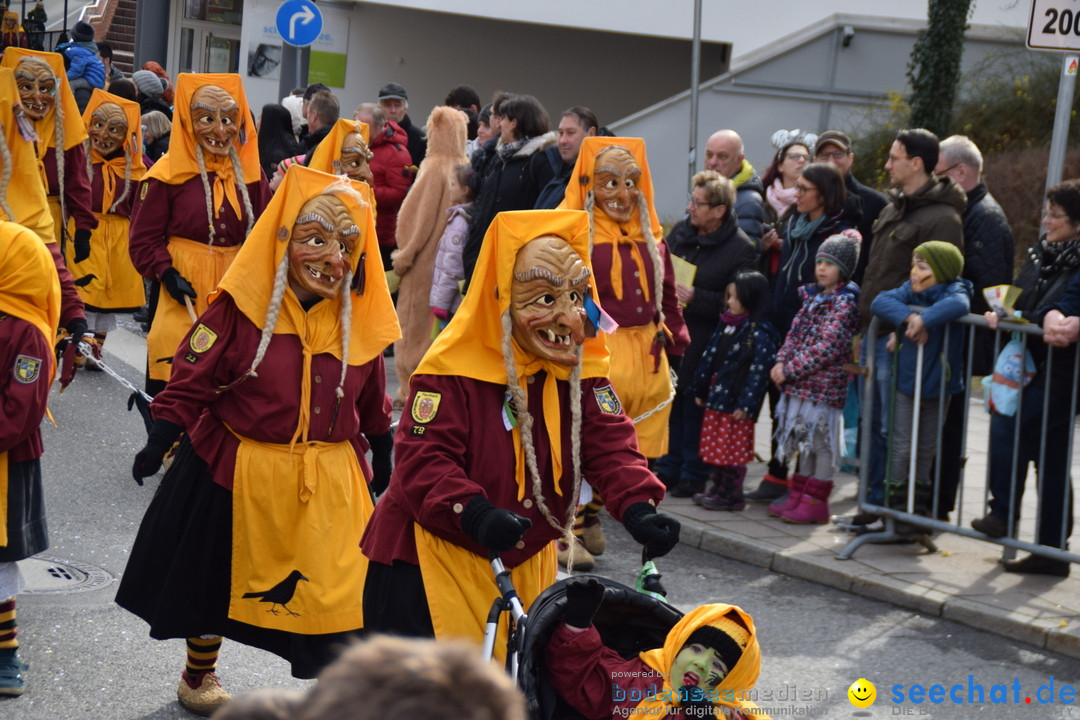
[
  {"xmin": 391, "ymin": 106, "xmax": 469, "ymax": 405},
  {"xmin": 656, "ymin": 170, "xmax": 758, "ymax": 497},
  {"xmin": 461, "ymin": 94, "xmax": 556, "ymax": 283}
]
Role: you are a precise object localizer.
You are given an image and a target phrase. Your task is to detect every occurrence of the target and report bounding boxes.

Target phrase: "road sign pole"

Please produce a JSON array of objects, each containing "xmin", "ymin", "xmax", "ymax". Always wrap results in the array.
[{"xmin": 1047, "ymin": 54, "xmax": 1077, "ymax": 194}]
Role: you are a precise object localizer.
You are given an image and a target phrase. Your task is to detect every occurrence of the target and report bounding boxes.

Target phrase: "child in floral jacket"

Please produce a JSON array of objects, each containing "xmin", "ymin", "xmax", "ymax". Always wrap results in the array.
[{"xmin": 770, "ymin": 233, "xmax": 861, "ymax": 524}]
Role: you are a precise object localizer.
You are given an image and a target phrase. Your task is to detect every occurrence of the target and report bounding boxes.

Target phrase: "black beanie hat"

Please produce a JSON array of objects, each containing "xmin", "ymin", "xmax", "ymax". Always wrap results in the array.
[{"xmin": 73, "ymin": 21, "xmax": 95, "ymax": 43}]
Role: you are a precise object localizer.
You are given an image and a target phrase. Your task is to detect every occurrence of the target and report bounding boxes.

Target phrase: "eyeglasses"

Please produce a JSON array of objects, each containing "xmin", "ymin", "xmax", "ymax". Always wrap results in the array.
[
  {"xmin": 937, "ymin": 163, "xmax": 961, "ymax": 176},
  {"xmin": 816, "ymin": 149, "xmax": 849, "ymax": 161},
  {"xmin": 687, "ymin": 193, "xmax": 715, "ymax": 208},
  {"xmin": 794, "ymin": 183, "xmax": 816, "ymax": 195},
  {"xmin": 784, "ymin": 152, "xmax": 810, "ymax": 162}
]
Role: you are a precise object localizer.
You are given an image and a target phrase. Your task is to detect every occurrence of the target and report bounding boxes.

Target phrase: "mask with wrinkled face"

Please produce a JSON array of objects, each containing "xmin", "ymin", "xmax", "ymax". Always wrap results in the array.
[
  {"xmin": 189, "ymin": 85, "xmax": 240, "ymax": 157},
  {"xmin": 592, "ymin": 146, "xmax": 641, "ymax": 224},
  {"xmin": 88, "ymin": 102, "xmax": 128, "ymax": 156},
  {"xmin": 333, "ymin": 131, "xmax": 373, "ymax": 185},
  {"xmin": 15, "ymin": 59, "xmax": 55, "ymax": 122},
  {"xmin": 510, "ymin": 235, "xmax": 590, "ymax": 366},
  {"xmin": 288, "ymin": 194, "xmax": 360, "ymax": 303}
]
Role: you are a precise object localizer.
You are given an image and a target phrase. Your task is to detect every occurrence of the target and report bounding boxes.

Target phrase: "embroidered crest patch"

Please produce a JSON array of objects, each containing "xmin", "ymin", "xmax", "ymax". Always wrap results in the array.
[
  {"xmin": 189, "ymin": 323, "xmax": 218, "ymax": 354},
  {"xmin": 411, "ymin": 391, "xmax": 442, "ymax": 424},
  {"xmin": 14, "ymin": 354, "xmax": 42, "ymax": 384},
  {"xmin": 139, "ymin": 181, "xmax": 148, "ymax": 200},
  {"xmin": 593, "ymin": 384, "xmax": 621, "ymax": 414}
]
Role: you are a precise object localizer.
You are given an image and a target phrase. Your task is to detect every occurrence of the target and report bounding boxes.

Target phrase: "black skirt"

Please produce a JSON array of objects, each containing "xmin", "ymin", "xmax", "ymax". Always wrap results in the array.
[
  {"xmin": 115, "ymin": 438, "xmax": 362, "ymax": 679},
  {"xmin": 0, "ymin": 459, "xmax": 48, "ymax": 562}
]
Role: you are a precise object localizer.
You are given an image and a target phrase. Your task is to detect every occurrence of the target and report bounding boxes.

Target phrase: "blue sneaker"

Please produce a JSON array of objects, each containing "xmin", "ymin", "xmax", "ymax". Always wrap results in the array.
[{"xmin": 0, "ymin": 647, "xmax": 26, "ymax": 696}]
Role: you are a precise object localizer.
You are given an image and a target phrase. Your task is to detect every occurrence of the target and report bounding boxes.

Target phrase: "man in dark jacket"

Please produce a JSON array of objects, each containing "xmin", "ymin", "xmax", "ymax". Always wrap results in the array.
[
  {"xmin": 656, "ymin": 170, "xmax": 758, "ymax": 495},
  {"xmin": 301, "ymin": 90, "xmax": 338, "ymax": 156},
  {"xmin": 534, "ymin": 106, "xmax": 598, "ymax": 210},
  {"xmin": 378, "ymin": 82, "xmax": 426, "ymax": 166},
  {"xmin": 814, "ymin": 130, "xmax": 888, "ymax": 284},
  {"xmin": 934, "ymin": 134, "xmax": 1015, "ymax": 520},
  {"xmin": 858, "ymin": 128, "xmax": 965, "ymax": 515},
  {"xmin": 704, "ymin": 129, "xmax": 765, "ymax": 246}
]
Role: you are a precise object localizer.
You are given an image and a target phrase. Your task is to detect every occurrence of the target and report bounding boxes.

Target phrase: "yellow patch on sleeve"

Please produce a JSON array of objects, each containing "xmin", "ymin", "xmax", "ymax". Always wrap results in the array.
[
  {"xmin": 411, "ymin": 391, "xmax": 442, "ymax": 424},
  {"xmin": 189, "ymin": 323, "xmax": 219, "ymax": 354}
]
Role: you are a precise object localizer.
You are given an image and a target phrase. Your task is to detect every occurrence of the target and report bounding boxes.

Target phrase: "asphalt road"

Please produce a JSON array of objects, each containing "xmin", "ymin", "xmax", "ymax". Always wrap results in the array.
[{"xmin": 4, "ymin": 320, "xmax": 1080, "ymax": 719}]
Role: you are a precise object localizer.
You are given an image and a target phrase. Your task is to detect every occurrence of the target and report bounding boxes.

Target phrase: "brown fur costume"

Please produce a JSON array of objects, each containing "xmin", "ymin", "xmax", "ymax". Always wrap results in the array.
[{"xmin": 391, "ymin": 106, "xmax": 468, "ymax": 401}]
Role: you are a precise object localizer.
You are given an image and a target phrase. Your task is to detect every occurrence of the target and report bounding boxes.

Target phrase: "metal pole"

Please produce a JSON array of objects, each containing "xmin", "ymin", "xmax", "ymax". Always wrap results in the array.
[
  {"xmin": 64, "ymin": 0, "xmax": 69, "ymax": 32},
  {"xmin": 1046, "ymin": 54, "xmax": 1077, "ymax": 195},
  {"xmin": 687, "ymin": 0, "xmax": 702, "ymax": 188}
]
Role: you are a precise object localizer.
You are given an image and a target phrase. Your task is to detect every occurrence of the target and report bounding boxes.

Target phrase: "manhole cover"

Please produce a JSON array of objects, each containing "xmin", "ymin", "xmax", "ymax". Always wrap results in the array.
[{"xmin": 21, "ymin": 555, "xmax": 113, "ymax": 594}]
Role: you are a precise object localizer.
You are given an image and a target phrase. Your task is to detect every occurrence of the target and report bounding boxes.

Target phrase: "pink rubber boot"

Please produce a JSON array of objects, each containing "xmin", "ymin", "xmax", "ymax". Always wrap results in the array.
[
  {"xmin": 767, "ymin": 474, "xmax": 808, "ymax": 518},
  {"xmin": 781, "ymin": 477, "xmax": 834, "ymax": 524}
]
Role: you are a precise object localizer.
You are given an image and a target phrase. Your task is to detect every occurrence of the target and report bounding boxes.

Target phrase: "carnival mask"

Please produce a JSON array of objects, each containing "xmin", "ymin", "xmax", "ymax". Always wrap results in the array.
[
  {"xmin": 670, "ymin": 642, "xmax": 727, "ymax": 694},
  {"xmin": 510, "ymin": 235, "xmax": 590, "ymax": 366},
  {"xmin": 87, "ymin": 102, "xmax": 128, "ymax": 156},
  {"xmin": 909, "ymin": 254, "xmax": 937, "ymax": 294},
  {"xmin": 334, "ymin": 130, "xmax": 373, "ymax": 185},
  {"xmin": 592, "ymin": 146, "xmax": 641, "ymax": 224},
  {"xmin": 14, "ymin": 58, "xmax": 55, "ymax": 122},
  {"xmin": 189, "ymin": 85, "xmax": 240, "ymax": 157},
  {"xmin": 287, "ymin": 194, "xmax": 359, "ymax": 302},
  {"xmin": 2, "ymin": 14, "xmax": 17, "ymax": 32}
]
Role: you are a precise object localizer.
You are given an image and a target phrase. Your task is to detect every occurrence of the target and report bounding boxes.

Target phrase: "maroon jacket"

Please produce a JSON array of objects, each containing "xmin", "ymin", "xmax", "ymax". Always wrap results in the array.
[
  {"xmin": 128, "ymin": 174, "xmax": 271, "ymax": 281},
  {"xmin": 151, "ymin": 293, "xmax": 392, "ymax": 492},
  {"xmin": 44, "ymin": 143, "xmax": 98, "ymax": 233},
  {"xmin": 361, "ymin": 373, "xmax": 664, "ymax": 568},
  {"xmin": 0, "ymin": 314, "xmax": 51, "ymax": 462},
  {"xmin": 369, "ymin": 120, "xmax": 415, "ymax": 248},
  {"xmin": 591, "ymin": 238, "xmax": 689, "ymax": 356}
]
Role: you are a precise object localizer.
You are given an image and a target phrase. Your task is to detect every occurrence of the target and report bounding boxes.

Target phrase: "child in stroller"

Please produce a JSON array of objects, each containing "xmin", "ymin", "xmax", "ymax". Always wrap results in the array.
[{"xmin": 523, "ymin": 576, "xmax": 766, "ymax": 720}]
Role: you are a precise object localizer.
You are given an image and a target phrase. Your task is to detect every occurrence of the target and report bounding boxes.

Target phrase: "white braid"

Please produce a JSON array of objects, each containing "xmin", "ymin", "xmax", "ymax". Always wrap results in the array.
[
  {"xmin": 109, "ymin": 143, "xmax": 133, "ymax": 214},
  {"xmin": 53, "ymin": 103, "xmax": 66, "ymax": 228},
  {"xmin": 336, "ymin": 268, "xmax": 352, "ymax": 400},
  {"xmin": 637, "ymin": 192, "xmax": 666, "ymax": 327},
  {"xmin": 229, "ymin": 145, "xmax": 255, "ymax": 236},
  {"xmin": 248, "ymin": 249, "xmax": 290, "ymax": 377},
  {"xmin": 584, "ymin": 190, "xmax": 596, "ymax": 256},
  {"xmin": 82, "ymin": 138, "xmax": 92, "ymax": 187},
  {"xmin": 0, "ymin": 123, "xmax": 13, "ymax": 220},
  {"xmin": 194, "ymin": 144, "xmax": 217, "ymax": 245},
  {"xmin": 499, "ymin": 311, "xmax": 580, "ymax": 539}
]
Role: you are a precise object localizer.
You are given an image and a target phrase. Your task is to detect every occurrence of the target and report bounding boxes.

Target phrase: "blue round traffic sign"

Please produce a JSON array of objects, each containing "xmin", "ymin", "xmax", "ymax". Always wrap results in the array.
[{"xmin": 277, "ymin": 0, "xmax": 323, "ymax": 48}]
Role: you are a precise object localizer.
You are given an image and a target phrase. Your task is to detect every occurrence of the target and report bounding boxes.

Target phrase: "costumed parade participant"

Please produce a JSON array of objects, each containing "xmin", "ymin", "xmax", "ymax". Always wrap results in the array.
[
  {"xmin": 391, "ymin": 106, "xmax": 469, "ymax": 406},
  {"xmin": 557, "ymin": 136, "xmax": 688, "ymax": 569},
  {"xmin": 128, "ymin": 72, "xmax": 270, "ymax": 396},
  {"xmin": 361, "ymin": 209, "xmax": 680, "ymax": 660},
  {"xmin": 0, "ymin": 11, "xmax": 27, "ymax": 51},
  {"xmin": 2, "ymin": 48, "xmax": 98, "ymax": 266},
  {"xmin": 116, "ymin": 165, "xmax": 399, "ymax": 714},
  {"xmin": 307, "ymin": 117, "xmax": 374, "ymax": 187},
  {"xmin": 65, "ymin": 88, "xmax": 147, "ymax": 361},
  {"xmin": 547, "ymin": 578, "xmax": 768, "ymax": 719},
  {"xmin": 0, "ymin": 222, "xmax": 60, "ymax": 697},
  {"xmin": 0, "ymin": 64, "xmax": 89, "ymax": 379}
]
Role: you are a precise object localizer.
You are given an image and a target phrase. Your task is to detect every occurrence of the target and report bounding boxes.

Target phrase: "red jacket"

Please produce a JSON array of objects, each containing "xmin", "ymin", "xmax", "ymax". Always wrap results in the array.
[{"xmin": 369, "ymin": 121, "xmax": 415, "ymax": 248}]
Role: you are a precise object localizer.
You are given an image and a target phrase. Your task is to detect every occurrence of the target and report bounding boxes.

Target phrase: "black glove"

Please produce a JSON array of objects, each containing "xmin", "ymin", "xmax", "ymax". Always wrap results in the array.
[
  {"xmin": 461, "ymin": 497, "xmax": 532, "ymax": 554},
  {"xmin": 161, "ymin": 267, "xmax": 197, "ymax": 305},
  {"xmin": 563, "ymin": 576, "xmax": 605, "ymax": 628},
  {"xmin": 367, "ymin": 431, "xmax": 394, "ymax": 496},
  {"xmin": 65, "ymin": 317, "xmax": 89, "ymax": 345},
  {"xmin": 73, "ymin": 228, "xmax": 92, "ymax": 263},
  {"xmin": 622, "ymin": 502, "xmax": 681, "ymax": 559},
  {"xmin": 132, "ymin": 419, "xmax": 184, "ymax": 486}
]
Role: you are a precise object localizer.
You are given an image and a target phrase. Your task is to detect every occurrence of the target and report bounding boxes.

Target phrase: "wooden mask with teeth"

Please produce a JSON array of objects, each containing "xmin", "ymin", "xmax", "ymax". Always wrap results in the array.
[{"xmin": 510, "ymin": 234, "xmax": 590, "ymax": 366}]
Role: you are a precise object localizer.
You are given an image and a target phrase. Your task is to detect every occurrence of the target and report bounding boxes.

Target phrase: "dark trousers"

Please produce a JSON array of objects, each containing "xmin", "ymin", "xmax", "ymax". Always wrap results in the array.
[{"xmin": 654, "ymin": 393, "xmax": 709, "ymax": 484}]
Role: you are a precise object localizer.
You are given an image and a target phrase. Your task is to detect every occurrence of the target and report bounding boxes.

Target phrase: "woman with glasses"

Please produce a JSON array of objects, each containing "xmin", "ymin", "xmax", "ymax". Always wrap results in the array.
[
  {"xmin": 658, "ymin": 171, "xmax": 758, "ymax": 498},
  {"xmin": 760, "ymin": 130, "xmax": 817, "ymax": 278}
]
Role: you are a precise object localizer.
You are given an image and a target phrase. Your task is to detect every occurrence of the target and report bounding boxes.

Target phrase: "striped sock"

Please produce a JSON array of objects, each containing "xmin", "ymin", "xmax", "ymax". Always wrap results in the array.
[
  {"xmin": 572, "ymin": 504, "xmax": 587, "ymax": 539},
  {"xmin": 583, "ymin": 493, "xmax": 604, "ymax": 521},
  {"xmin": 185, "ymin": 636, "xmax": 222, "ymax": 679},
  {"xmin": 0, "ymin": 598, "xmax": 16, "ymax": 649}
]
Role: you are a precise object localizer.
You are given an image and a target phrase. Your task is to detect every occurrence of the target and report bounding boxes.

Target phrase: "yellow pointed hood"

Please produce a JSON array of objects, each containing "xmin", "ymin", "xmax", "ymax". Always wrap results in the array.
[{"xmin": 0, "ymin": 47, "xmax": 86, "ymax": 151}]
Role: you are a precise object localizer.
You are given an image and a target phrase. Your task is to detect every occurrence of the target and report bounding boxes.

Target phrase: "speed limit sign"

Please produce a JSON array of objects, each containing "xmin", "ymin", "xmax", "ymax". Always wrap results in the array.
[{"xmin": 1029, "ymin": 0, "xmax": 1080, "ymax": 51}]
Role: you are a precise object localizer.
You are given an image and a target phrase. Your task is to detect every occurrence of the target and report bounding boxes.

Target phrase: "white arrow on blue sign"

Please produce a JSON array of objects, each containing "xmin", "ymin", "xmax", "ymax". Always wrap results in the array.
[{"xmin": 276, "ymin": 0, "xmax": 323, "ymax": 48}]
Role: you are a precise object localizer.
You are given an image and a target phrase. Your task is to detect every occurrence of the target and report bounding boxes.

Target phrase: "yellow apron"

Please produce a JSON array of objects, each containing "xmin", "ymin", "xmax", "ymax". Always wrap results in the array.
[
  {"xmin": 229, "ymin": 432, "xmax": 372, "ymax": 634},
  {"xmin": 65, "ymin": 212, "xmax": 144, "ymax": 310},
  {"xmin": 146, "ymin": 237, "xmax": 239, "ymax": 382},
  {"xmin": 606, "ymin": 322, "xmax": 674, "ymax": 458},
  {"xmin": 414, "ymin": 525, "xmax": 556, "ymax": 663}
]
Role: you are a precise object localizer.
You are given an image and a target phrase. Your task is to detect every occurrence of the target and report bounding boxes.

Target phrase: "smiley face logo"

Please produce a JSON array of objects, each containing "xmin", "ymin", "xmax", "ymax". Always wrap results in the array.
[{"xmin": 848, "ymin": 678, "xmax": 876, "ymax": 708}]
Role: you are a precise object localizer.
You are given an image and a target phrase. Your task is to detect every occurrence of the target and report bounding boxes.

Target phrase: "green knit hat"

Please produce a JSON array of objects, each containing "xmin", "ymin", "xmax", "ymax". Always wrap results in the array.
[{"xmin": 913, "ymin": 241, "xmax": 963, "ymax": 284}]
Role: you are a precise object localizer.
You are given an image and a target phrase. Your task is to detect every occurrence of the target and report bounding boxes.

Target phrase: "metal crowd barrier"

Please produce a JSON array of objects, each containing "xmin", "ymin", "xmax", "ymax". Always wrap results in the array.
[{"xmin": 838, "ymin": 311, "xmax": 1080, "ymax": 564}]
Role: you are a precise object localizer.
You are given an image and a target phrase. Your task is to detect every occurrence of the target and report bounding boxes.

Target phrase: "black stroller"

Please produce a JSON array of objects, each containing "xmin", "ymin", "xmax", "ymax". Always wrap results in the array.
[{"xmin": 485, "ymin": 556, "xmax": 684, "ymax": 720}]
